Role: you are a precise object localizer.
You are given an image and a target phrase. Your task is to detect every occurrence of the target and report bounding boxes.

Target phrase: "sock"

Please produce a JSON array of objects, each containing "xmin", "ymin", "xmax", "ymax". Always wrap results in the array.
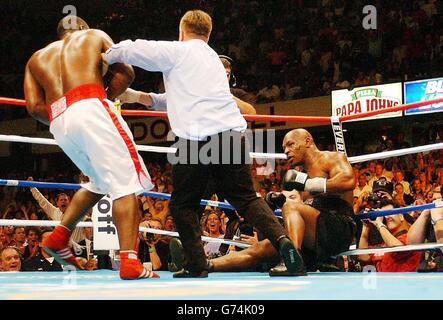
[
  {"xmin": 50, "ymin": 225, "xmax": 72, "ymax": 246},
  {"xmin": 120, "ymin": 250, "xmax": 138, "ymax": 260}
]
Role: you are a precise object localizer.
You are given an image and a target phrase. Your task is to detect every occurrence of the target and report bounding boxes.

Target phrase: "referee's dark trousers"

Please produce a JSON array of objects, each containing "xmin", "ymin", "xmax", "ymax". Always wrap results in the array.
[{"xmin": 169, "ymin": 130, "xmax": 288, "ymax": 273}]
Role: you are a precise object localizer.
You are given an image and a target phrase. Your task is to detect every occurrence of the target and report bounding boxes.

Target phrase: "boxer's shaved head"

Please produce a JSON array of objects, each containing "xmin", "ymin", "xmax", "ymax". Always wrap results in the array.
[
  {"xmin": 57, "ymin": 16, "xmax": 89, "ymax": 39},
  {"xmin": 282, "ymin": 129, "xmax": 316, "ymax": 165},
  {"xmin": 286, "ymin": 129, "xmax": 314, "ymax": 145}
]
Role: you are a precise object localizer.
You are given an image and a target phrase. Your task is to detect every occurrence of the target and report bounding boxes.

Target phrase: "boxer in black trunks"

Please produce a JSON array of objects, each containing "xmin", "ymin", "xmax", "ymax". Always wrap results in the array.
[{"xmin": 201, "ymin": 129, "xmax": 356, "ymax": 275}]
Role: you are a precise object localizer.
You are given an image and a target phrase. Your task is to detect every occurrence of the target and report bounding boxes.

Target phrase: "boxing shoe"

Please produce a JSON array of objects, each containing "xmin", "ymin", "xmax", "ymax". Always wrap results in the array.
[
  {"xmin": 42, "ymin": 225, "xmax": 83, "ymax": 269},
  {"xmin": 269, "ymin": 262, "xmax": 307, "ymax": 276},
  {"xmin": 270, "ymin": 237, "xmax": 306, "ymax": 276},
  {"xmin": 119, "ymin": 251, "xmax": 160, "ymax": 280}
]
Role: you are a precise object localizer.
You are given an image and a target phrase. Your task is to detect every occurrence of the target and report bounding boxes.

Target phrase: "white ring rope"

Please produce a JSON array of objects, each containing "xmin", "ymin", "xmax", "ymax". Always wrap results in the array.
[
  {"xmin": 0, "ymin": 134, "xmax": 284, "ymax": 160},
  {"xmin": 1, "ymin": 134, "xmax": 441, "ymax": 163},
  {"xmin": 337, "ymin": 242, "xmax": 443, "ymax": 256},
  {"xmin": 4, "ymin": 219, "xmax": 443, "ymax": 255},
  {"xmin": 0, "ymin": 219, "xmax": 251, "ymax": 249},
  {"xmin": 348, "ymin": 143, "xmax": 443, "ymax": 163},
  {"xmin": 1, "ymin": 127, "xmax": 442, "ymax": 255}
]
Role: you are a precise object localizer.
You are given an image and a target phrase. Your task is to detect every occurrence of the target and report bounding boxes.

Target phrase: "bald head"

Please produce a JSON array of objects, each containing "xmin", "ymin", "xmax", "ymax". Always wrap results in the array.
[
  {"xmin": 57, "ymin": 16, "xmax": 89, "ymax": 39},
  {"xmin": 286, "ymin": 129, "xmax": 313, "ymax": 142},
  {"xmin": 282, "ymin": 129, "xmax": 316, "ymax": 165}
]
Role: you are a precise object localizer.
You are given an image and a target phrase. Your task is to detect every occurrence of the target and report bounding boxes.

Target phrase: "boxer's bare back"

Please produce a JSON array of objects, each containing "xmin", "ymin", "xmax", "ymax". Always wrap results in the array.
[{"xmin": 24, "ymin": 24, "xmax": 132, "ymax": 125}]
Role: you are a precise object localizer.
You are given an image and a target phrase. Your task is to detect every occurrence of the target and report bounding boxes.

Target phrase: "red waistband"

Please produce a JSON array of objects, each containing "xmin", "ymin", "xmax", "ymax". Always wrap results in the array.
[{"xmin": 47, "ymin": 83, "xmax": 107, "ymax": 122}]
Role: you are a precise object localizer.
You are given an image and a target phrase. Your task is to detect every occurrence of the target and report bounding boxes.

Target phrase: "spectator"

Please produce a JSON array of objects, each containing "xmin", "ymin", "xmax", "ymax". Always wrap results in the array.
[
  {"xmin": 12, "ymin": 227, "xmax": 26, "ymax": 255},
  {"xmin": 358, "ymin": 204, "xmax": 421, "ymax": 272},
  {"xmin": 2, "ymin": 226, "xmax": 15, "ymax": 247},
  {"xmin": 23, "ymin": 230, "xmax": 63, "ymax": 272},
  {"xmin": 0, "ymin": 230, "xmax": 7, "ymax": 249},
  {"xmin": 138, "ymin": 218, "xmax": 169, "ymax": 271},
  {"xmin": 419, "ymin": 171, "xmax": 432, "ymax": 194},
  {"xmin": 411, "ymin": 178, "xmax": 425, "ymax": 199},
  {"xmin": 256, "ymin": 79, "xmax": 281, "ymax": 103},
  {"xmin": 142, "ymin": 197, "xmax": 169, "ymax": 226},
  {"xmin": 0, "ymin": 246, "xmax": 22, "ymax": 272},
  {"xmin": 393, "ymin": 183, "xmax": 414, "ymax": 206},
  {"xmin": 393, "ymin": 170, "xmax": 412, "ymax": 195},
  {"xmin": 353, "ymin": 174, "xmax": 372, "ymax": 200},
  {"xmin": 407, "ymin": 196, "xmax": 443, "ymax": 271},
  {"xmin": 29, "ymin": 180, "xmax": 86, "ymax": 247},
  {"xmin": 368, "ymin": 163, "xmax": 390, "ymax": 187},
  {"xmin": 23, "ymin": 227, "xmax": 40, "ymax": 261},
  {"xmin": 164, "ymin": 215, "xmax": 175, "ymax": 232},
  {"xmin": 203, "ymin": 210, "xmax": 225, "ymax": 258}
]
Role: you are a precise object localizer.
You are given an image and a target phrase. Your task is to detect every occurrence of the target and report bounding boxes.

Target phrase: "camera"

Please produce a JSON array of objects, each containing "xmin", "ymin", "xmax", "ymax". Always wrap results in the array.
[
  {"xmin": 367, "ymin": 191, "xmax": 393, "ymax": 210},
  {"xmin": 145, "ymin": 232, "xmax": 155, "ymax": 243}
]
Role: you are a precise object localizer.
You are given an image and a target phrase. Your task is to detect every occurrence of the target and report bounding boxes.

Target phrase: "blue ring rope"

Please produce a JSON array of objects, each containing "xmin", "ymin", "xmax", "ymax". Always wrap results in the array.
[
  {"xmin": 0, "ymin": 179, "xmax": 283, "ymax": 216},
  {"xmin": 357, "ymin": 203, "xmax": 437, "ymax": 220}
]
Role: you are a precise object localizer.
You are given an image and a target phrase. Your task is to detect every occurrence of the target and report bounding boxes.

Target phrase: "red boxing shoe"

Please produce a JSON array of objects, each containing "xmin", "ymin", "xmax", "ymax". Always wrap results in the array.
[
  {"xmin": 119, "ymin": 251, "xmax": 160, "ymax": 280},
  {"xmin": 42, "ymin": 225, "xmax": 82, "ymax": 269}
]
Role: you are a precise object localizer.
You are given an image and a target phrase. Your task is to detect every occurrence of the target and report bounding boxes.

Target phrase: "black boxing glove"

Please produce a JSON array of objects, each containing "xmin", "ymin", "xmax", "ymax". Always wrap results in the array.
[
  {"xmin": 265, "ymin": 192, "xmax": 286, "ymax": 210},
  {"xmin": 283, "ymin": 169, "xmax": 327, "ymax": 193}
]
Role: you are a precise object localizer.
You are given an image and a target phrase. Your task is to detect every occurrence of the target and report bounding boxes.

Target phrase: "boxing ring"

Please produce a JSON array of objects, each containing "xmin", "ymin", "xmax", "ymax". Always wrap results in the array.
[
  {"xmin": 1, "ymin": 95, "xmax": 443, "ymax": 300},
  {"xmin": 2, "ymin": 270, "xmax": 443, "ymax": 300}
]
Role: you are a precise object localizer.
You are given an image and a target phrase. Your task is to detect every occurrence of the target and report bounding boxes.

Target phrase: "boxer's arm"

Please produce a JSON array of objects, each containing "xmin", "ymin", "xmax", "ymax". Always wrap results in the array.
[
  {"xmin": 325, "ymin": 153, "xmax": 356, "ymax": 192},
  {"xmin": 97, "ymin": 30, "xmax": 135, "ymax": 99},
  {"xmin": 105, "ymin": 39, "xmax": 177, "ymax": 72},
  {"xmin": 23, "ymin": 63, "xmax": 49, "ymax": 126},
  {"xmin": 233, "ymin": 96, "xmax": 256, "ymax": 115}
]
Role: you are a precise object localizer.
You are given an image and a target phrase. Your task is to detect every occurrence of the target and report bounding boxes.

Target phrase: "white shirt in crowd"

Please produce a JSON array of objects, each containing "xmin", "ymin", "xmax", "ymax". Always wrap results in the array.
[
  {"xmin": 30, "ymin": 188, "xmax": 86, "ymax": 248},
  {"xmin": 105, "ymin": 39, "xmax": 247, "ymax": 141}
]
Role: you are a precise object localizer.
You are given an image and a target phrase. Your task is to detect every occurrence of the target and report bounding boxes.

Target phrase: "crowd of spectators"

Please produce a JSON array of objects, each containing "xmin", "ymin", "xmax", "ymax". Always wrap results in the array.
[
  {"xmin": 0, "ymin": 0, "xmax": 443, "ymax": 273},
  {"xmin": 1, "ymin": 0, "xmax": 443, "ymax": 119},
  {"xmin": 1, "ymin": 124, "xmax": 442, "ymax": 272}
]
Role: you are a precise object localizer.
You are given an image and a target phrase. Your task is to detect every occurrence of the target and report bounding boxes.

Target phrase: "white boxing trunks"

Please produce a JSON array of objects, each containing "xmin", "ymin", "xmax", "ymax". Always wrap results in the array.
[{"xmin": 48, "ymin": 83, "xmax": 153, "ymax": 200}]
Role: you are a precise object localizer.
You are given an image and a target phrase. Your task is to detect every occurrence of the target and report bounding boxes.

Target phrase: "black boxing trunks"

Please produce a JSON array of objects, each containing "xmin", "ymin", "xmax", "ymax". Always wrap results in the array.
[{"xmin": 303, "ymin": 195, "xmax": 356, "ymax": 266}]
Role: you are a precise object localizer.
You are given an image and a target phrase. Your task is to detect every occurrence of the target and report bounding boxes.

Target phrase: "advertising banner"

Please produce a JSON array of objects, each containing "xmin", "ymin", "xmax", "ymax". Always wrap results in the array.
[
  {"xmin": 332, "ymin": 83, "xmax": 403, "ymax": 122},
  {"xmin": 404, "ymin": 77, "xmax": 443, "ymax": 116}
]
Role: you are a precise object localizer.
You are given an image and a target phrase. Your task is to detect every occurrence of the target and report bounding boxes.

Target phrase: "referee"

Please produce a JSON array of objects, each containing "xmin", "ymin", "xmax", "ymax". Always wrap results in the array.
[{"xmin": 105, "ymin": 10, "xmax": 303, "ymax": 277}]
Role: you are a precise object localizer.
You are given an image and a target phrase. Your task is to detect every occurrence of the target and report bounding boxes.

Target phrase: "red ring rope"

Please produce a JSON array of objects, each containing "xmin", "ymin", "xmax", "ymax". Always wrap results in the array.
[{"xmin": 1, "ymin": 96, "xmax": 442, "ymax": 123}]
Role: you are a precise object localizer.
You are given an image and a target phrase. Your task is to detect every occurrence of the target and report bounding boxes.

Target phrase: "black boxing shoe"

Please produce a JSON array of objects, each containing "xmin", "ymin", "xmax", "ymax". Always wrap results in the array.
[
  {"xmin": 269, "ymin": 262, "xmax": 306, "ymax": 276},
  {"xmin": 270, "ymin": 237, "xmax": 306, "ymax": 276},
  {"xmin": 173, "ymin": 268, "xmax": 209, "ymax": 278}
]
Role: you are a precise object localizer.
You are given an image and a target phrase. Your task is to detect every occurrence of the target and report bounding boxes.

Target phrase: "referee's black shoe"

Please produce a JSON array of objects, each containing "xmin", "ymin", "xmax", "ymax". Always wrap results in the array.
[
  {"xmin": 173, "ymin": 268, "xmax": 209, "ymax": 278},
  {"xmin": 168, "ymin": 238, "xmax": 185, "ymax": 272}
]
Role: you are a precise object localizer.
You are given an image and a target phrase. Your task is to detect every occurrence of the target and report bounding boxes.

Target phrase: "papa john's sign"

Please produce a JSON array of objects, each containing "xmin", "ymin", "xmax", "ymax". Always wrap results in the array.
[{"xmin": 331, "ymin": 83, "xmax": 403, "ymax": 122}]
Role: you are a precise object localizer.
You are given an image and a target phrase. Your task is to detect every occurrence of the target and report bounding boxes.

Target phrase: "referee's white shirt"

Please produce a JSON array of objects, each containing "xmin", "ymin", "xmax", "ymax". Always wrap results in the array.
[{"xmin": 105, "ymin": 39, "xmax": 247, "ymax": 141}]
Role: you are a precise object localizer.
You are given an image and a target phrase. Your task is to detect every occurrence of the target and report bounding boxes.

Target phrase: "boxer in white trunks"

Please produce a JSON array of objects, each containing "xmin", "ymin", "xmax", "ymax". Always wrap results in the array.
[{"xmin": 23, "ymin": 16, "xmax": 157, "ymax": 280}]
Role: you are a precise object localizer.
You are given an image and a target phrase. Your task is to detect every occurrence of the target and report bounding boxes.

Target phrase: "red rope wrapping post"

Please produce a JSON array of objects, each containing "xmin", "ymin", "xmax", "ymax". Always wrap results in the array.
[{"xmin": 1, "ymin": 96, "xmax": 442, "ymax": 123}]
